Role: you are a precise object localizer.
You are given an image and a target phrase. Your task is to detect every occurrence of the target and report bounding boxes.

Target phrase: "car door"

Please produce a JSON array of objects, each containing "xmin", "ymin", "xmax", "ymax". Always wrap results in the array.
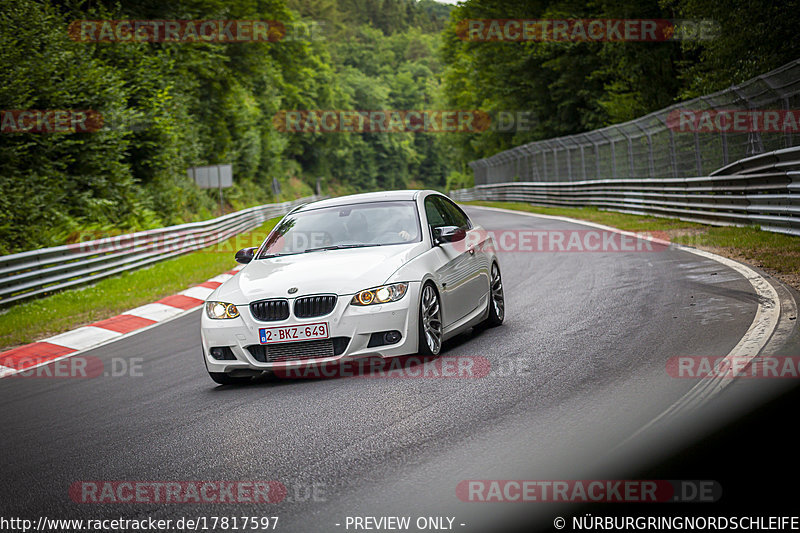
[
  {"xmin": 424, "ymin": 195, "xmax": 480, "ymax": 327},
  {"xmin": 437, "ymin": 196, "xmax": 490, "ymax": 316}
]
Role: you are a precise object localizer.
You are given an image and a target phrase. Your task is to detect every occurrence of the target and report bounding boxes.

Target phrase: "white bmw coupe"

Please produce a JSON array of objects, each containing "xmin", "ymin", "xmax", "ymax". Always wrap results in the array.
[{"xmin": 200, "ymin": 190, "xmax": 504, "ymax": 384}]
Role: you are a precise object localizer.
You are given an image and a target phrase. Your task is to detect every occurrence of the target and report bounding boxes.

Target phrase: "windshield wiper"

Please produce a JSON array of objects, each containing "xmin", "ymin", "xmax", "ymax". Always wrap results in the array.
[{"xmin": 303, "ymin": 243, "xmax": 382, "ymax": 253}]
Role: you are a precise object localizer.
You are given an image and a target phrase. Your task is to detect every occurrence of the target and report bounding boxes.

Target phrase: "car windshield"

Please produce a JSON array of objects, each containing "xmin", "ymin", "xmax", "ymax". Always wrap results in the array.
[{"xmin": 258, "ymin": 200, "xmax": 421, "ymax": 256}]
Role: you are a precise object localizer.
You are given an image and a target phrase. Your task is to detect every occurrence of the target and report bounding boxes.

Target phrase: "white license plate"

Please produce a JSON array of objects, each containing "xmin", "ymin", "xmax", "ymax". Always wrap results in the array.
[{"xmin": 259, "ymin": 322, "xmax": 329, "ymax": 344}]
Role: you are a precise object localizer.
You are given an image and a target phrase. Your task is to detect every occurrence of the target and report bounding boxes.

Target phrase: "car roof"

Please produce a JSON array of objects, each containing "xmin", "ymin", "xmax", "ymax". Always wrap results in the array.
[{"xmin": 293, "ymin": 190, "xmax": 441, "ymax": 212}]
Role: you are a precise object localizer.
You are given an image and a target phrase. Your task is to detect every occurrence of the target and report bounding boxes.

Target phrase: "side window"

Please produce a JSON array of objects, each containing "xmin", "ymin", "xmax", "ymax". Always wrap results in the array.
[
  {"xmin": 425, "ymin": 196, "xmax": 447, "ymax": 228},
  {"xmin": 438, "ymin": 197, "xmax": 472, "ymax": 229}
]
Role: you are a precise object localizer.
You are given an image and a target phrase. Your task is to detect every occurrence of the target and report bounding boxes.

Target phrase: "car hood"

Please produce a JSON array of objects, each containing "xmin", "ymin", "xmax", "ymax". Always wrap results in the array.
[{"xmin": 215, "ymin": 243, "xmax": 424, "ymax": 303}]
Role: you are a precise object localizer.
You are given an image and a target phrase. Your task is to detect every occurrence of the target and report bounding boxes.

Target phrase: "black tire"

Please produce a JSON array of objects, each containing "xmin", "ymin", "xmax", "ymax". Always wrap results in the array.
[
  {"xmin": 483, "ymin": 262, "xmax": 505, "ymax": 327},
  {"xmin": 417, "ymin": 282, "xmax": 443, "ymax": 356}
]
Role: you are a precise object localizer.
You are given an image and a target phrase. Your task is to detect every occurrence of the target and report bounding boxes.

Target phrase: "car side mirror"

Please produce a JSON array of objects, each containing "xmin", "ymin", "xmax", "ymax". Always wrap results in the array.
[
  {"xmin": 433, "ymin": 226, "xmax": 466, "ymax": 245},
  {"xmin": 235, "ymin": 247, "xmax": 257, "ymax": 264}
]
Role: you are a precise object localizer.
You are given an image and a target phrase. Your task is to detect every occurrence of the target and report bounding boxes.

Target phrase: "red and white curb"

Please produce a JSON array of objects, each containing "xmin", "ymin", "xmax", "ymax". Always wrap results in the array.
[{"xmin": 0, "ymin": 266, "xmax": 244, "ymax": 379}]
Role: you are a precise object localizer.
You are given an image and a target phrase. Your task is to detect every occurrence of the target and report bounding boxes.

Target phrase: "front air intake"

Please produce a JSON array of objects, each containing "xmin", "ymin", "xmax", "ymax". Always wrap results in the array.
[
  {"xmin": 247, "ymin": 337, "xmax": 350, "ymax": 363},
  {"xmin": 293, "ymin": 295, "xmax": 337, "ymax": 318},
  {"xmin": 250, "ymin": 299, "xmax": 290, "ymax": 321}
]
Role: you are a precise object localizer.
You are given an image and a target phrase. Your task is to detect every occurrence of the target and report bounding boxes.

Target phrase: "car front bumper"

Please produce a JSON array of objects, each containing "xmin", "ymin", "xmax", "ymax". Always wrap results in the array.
[{"xmin": 201, "ymin": 282, "xmax": 421, "ymax": 374}]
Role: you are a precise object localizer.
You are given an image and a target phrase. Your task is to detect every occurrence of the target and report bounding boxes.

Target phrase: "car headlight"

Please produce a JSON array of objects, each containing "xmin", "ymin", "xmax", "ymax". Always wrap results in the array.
[
  {"xmin": 351, "ymin": 283, "xmax": 409, "ymax": 306},
  {"xmin": 205, "ymin": 301, "xmax": 240, "ymax": 319}
]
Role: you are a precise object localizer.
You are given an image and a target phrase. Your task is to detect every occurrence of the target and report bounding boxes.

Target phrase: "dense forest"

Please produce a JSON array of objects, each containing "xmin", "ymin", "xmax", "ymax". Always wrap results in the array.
[{"xmin": 1, "ymin": 0, "xmax": 798, "ymax": 254}]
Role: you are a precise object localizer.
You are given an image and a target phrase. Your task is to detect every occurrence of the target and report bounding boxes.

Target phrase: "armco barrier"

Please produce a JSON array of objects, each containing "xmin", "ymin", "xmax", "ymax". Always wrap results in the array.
[
  {"xmin": 0, "ymin": 196, "xmax": 320, "ymax": 307},
  {"xmin": 452, "ymin": 146, "xmax": 800, "ymax": 236}
]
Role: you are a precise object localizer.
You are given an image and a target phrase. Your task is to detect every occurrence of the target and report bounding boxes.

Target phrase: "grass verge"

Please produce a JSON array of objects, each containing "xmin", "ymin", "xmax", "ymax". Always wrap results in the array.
[
  {"xmin": 466, "ymin": 201, "xmax": 800, "ymax": 290},
  {"xmin": 0, "ymin": 218, "xmax": 280, "ymax": 351}
]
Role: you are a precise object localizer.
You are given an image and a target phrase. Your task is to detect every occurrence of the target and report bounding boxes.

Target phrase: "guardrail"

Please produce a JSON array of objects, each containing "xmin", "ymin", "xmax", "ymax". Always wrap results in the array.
[
  {"xmin": 452, "ymin": 146, "xmax": 800, "ymax": 236},
  {"xmin": 0, "ymin": 196, "xmax": 320, "ymax": 307}
]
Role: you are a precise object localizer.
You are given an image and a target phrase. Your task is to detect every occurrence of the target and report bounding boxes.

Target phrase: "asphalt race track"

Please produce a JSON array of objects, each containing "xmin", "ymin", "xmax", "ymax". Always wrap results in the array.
[{"xmin": 2, "ymin": 206, "xmax": 799, "ymax": 532}]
